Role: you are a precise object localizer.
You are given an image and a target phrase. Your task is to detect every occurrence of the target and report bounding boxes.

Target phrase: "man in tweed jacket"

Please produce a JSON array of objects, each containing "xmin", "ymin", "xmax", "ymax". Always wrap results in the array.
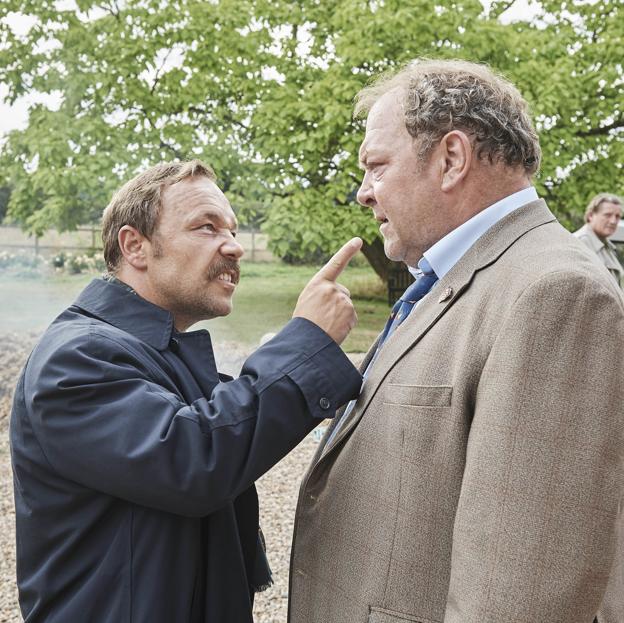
[{"xmin": 289, "ymin": 59, "xmax": 624, "ymax": 623}]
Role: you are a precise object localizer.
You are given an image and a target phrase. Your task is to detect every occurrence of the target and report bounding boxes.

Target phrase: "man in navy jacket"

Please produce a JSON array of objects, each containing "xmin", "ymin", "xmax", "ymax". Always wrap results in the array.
[{"xmin": 10, "ymin": 160, "xmax": 362, "ymax": 622}]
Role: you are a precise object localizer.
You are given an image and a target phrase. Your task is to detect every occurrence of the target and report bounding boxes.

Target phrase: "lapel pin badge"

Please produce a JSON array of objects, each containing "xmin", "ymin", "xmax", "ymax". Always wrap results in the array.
[{"xmin": 438, "ymin": 287, "xmax": 453, "ymax": 303}]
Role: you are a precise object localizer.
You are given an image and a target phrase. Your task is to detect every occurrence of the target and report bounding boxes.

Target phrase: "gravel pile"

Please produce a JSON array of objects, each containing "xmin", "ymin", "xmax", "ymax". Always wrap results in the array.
[
  {"xmin": 212, "ymin": 339, "xmax": 324, "ymax": 622},
  {"xmin": 0, "ymin": 333, "xmax": 37, "ymax": 622},
  {"xmin": 0, "ymin": 332, "xmax": 356, "ymax": 622}
]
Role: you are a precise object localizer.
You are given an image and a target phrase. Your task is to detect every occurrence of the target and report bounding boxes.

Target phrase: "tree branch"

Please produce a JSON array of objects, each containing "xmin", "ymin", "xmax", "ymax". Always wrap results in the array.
[
  {"xmin": 140, "ymin": 107, "xmax": 184, "ymax": 160},
  {"xmin": 158, "ymin": 139, "xmax": 184, "ymax": 160},
  {"xmin": 103, "ymin": 0, "xmax": 121, "ymax": 19},
  {"xmin": 150, "ymin": 49, "xmax": 173, "ymax": 95},
  {"xmin": 576, "ymin": 118, "xmax": 623, "ymax": 137},
  {"xmin": 187, "ymin": 105, "xmax": 251, "ymax": 132},
  {"xmin": 489, "ymin": 0, "xmax": 518, "ymax": 20}
]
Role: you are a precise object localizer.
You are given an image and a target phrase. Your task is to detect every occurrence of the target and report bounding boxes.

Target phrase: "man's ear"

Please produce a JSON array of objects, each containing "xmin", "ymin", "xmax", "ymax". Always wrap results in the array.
[
  {"xmin": 118, "ymin": 225, "xmax": 149, "ymax": 270},
  {"xmin": 439, "ymin": 130, "xmax": 472, "ymax": 192}
]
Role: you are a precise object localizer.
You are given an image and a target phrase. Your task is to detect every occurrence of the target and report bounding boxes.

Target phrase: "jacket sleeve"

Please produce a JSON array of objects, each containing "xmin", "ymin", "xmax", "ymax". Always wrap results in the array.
[
  {"xmin": 25, "ymin": 317, "xmax": 361, "ymax": 517},
  {"xmin": 444, "ymin": 271, "xmax": 624, "ymax": 622}
]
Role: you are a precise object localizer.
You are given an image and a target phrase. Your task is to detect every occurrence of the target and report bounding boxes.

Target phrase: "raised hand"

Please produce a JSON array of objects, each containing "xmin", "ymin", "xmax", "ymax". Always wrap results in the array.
[{"xmin": 293, "ymin": 238, "xmax": 363, "ymax": 345}]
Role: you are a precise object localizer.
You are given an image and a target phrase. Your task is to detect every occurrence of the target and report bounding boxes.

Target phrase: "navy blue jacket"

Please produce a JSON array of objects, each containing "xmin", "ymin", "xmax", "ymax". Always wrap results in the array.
[{"xmin": 11, "ymin": 278, "xmax": 361, "ymax": 622}]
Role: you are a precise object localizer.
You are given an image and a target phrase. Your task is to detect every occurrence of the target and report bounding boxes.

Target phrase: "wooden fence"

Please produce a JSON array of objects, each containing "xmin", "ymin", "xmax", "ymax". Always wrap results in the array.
[{"xmin": 0, "ymin": 225, "xmax": 274, "ymax": 261}]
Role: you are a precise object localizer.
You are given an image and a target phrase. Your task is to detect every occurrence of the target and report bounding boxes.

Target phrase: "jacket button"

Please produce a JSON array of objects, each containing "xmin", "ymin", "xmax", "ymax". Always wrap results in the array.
[
  {"xmin": 319, "ymin": 397, "xmax": 331, "ymax": 410},
  {"xmin": 169, "ymin": 337, "xmax": 180, "ymax": 352}
]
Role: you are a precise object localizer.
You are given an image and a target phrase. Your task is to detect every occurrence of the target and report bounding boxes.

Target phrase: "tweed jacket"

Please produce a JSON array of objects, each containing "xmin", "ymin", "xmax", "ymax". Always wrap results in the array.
[{"xmin": 289, "ymin": 200, "xmax": 624, "ymax": 623}]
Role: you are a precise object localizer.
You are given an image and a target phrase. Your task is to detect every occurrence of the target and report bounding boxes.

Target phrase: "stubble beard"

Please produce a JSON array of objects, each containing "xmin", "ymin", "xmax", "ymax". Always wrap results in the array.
[
  {"xmin": 150, "ymin": 234, "xmax": 241, "ymax": 325},
  {"xmin": 162, "ymin": 258, "xmax": 241, "ymax": 326}
]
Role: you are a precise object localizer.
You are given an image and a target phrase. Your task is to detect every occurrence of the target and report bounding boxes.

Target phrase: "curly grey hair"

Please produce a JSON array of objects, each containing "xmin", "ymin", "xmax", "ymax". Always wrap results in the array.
[{"xmin": 354, "ymin": 59, "xmax": 541, "ymax": 176}]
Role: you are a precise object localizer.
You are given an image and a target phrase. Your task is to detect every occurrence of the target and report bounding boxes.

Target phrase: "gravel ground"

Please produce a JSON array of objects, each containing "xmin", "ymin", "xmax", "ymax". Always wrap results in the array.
[{"xmin": 0, "ymin": 332, "xmax": 351, "ymax": 622}]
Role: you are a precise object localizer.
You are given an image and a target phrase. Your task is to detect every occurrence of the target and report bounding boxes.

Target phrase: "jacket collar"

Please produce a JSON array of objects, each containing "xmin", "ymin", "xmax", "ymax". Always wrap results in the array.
[
  {"xmin": 319, "ymin": 199, "xmax": 556, "ymax": 460},
  {"xmin": 73, "ymin": 278, "xmax": 175, "ymax": 350},
  {"xmin": 577, "ymin": 223, "xmax": 616, "ymax": 253},
  {"xmin": 366, "ymin": 199, "xmax": 556, "ymax": 392}
]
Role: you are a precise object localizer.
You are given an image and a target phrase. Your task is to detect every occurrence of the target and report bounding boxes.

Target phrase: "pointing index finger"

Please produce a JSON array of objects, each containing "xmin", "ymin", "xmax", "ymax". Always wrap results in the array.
[{"xmin": 317, "ymin": 237, "xmax": 363, "ymax": 282}]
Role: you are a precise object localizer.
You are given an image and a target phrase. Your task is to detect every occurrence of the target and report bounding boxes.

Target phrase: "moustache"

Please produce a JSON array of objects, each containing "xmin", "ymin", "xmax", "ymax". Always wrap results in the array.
[{"xmin": 207, "ymin": 259, "xmax": 241, "ymax": 284}]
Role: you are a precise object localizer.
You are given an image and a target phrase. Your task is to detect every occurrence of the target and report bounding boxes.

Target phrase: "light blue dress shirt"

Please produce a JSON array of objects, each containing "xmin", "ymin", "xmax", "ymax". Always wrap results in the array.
[
  {"xmin": 320, "ymin": 186, "xmax": 539, "ymax": 447},
  {"xmin": 410, "ymin": 186, "xmax": 538, "ymax": 281}
]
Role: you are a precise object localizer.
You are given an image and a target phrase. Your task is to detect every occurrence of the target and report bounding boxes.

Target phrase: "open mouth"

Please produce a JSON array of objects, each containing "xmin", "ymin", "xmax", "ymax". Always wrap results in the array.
[
  {"xmin": 209, "ymin": 260, "xmax": 241, "ymax": 285},
  {"xmin": 217, "ymin": 272, "xmax": 238, "ymax": 285}
]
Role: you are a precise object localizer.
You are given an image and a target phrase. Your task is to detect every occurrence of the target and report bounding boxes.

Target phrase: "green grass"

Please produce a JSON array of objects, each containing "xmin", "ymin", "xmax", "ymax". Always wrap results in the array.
[
  {"xmin": 0, "ymin": 272, "xmax": 93, "ymax": 333},
  {"xmin": 196, "ymin": 262, "xmax": 388, "ymax": 352},
  {"xmin": 0, "ymin": 263, "xmax": 389, "ymax": 352}
]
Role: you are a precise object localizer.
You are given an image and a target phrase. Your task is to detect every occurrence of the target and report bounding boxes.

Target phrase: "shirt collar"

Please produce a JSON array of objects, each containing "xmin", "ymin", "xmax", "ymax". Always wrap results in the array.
[
  {"xmin": 72, "ymin": 278, "xmax": 175, "ymax": 350},
  {"xmin": 407, "ymin": 256, "xmax": 434, "ymax": 279},
  {"xmin": 411, "ymin": 186, "xmax": 538, "ymax": 280}
]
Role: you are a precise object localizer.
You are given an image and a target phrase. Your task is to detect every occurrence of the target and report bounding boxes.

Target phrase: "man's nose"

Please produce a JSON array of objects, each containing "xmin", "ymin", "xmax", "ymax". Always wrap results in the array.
[
  {"xmin": 356, "ymin": 173, "xmax": 374, "ymax": 207},
  {"xmin": 221, "ymin": 234, "xmax": 245, "ymax": 259}
]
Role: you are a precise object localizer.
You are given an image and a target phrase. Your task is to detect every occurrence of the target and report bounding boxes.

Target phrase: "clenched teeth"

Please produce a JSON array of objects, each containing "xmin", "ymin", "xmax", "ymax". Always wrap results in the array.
[{"xmin": 217, "ymin": 273, "xmax": 232, "ymax": 283}]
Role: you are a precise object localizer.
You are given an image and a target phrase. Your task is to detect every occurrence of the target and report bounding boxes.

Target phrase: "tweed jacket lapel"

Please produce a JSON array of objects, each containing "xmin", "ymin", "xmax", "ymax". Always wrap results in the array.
[{"xmin": 317, "ymin": 199, "xmax": 556, "ymax": 463}]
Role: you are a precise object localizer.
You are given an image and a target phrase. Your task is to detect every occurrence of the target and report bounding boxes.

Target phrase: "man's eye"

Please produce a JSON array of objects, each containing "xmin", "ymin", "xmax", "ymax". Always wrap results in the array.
[{"xmin": 199, "ymin": 224, "xmax": 216, "ymax": 232}]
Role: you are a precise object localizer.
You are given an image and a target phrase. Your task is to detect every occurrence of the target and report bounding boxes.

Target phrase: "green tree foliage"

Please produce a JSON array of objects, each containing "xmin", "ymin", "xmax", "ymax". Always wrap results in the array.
[
  {"xmin": 522, "ymin": 0, "xmax": 624, "ymax": 227},
  {"xmin": 1, "ymin": 0, "xmax": 622, "ymax": 277},
  {"xmin": 252, "ymin": 0, "xmax": 496, "ymax": 278},
  {"xmin": 251, "ymin": 0, "xmax": 623, "ymax": 273},
  {"xmin": 0, "ymin": 0, "xmax": 273, "ymax": 233}
]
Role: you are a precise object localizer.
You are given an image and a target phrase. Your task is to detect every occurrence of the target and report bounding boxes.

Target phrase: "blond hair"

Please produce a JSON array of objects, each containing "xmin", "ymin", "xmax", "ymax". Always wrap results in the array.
[
  {"xmin": 355, "ymin": 58, "xmax": 541, "ymax": 175},
  {"xmin": 584, "ymin": 192, "xmax": 623, "ymax": 222},
  {"xmin": 101, "ymin": 160, "xmax": 216, "ymax": 272}
]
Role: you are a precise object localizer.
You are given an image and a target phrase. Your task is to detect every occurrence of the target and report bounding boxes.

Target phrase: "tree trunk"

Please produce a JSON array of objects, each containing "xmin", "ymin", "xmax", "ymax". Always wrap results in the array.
[
  {"xmin": 361, "ymin": 238, "xmax": 393, "ymax": 284},
  {"xmin": 362, "ymin": 238, "xmax": 415, "ymax": 305}
]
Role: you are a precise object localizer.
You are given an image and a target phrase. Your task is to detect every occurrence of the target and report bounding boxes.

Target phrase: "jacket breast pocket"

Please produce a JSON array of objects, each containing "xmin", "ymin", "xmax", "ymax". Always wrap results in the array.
[
  {"xmin": 368, "ymin": 606, "xmax": 440, "ymax": 623},
  {"xmin": 382, "ymin": 384, "xmax": 452, "ymax": 408}
]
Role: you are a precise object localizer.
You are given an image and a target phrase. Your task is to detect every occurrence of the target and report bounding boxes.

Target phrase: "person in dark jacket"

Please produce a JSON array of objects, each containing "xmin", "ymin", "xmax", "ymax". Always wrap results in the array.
[{"xmin": 10, "ymin": 159, "xmax": 362, "ymax": 623}]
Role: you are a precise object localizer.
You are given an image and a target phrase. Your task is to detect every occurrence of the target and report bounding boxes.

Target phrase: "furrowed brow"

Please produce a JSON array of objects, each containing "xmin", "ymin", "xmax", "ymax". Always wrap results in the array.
[
  {"xmin": 187, "ymin": 210, "xmax": 237, "ymax": 230},
  {"xmin": 358, "ymin": 148, "xmax": 368, "ymax": 170}
]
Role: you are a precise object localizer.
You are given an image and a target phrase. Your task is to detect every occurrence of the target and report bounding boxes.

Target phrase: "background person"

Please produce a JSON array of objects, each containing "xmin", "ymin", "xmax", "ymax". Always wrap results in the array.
[
  {"xmin": 11, "ymin": 160, "xmax": 362, "ymax": 623},
  {"xmin": 574, "ymin": 192, "xmax": 624, "ymax": 286},
  {"xmin": 289, "ymin": 59, "xmax": 624, "ymax": 623}
]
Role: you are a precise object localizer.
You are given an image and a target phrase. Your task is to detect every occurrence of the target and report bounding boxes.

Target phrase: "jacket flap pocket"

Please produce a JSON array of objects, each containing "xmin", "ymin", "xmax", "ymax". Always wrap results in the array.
[
  {"xmin": 384, "ymin": 384, "xmax": 452, "ymax": 407},
  {"xmin": 369, "ymin": 606, "xmax": 439, "ymax": 623}
]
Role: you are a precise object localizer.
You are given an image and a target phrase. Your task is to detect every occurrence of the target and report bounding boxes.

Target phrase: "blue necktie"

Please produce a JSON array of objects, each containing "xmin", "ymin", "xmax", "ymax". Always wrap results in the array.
[
  {"xmin": 323, "ymin": 259, "xmax": 438, "ymax": 449},
  {"xmin": 378, "ymin": 260, "xmax": 439, "ymax": 347}
]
